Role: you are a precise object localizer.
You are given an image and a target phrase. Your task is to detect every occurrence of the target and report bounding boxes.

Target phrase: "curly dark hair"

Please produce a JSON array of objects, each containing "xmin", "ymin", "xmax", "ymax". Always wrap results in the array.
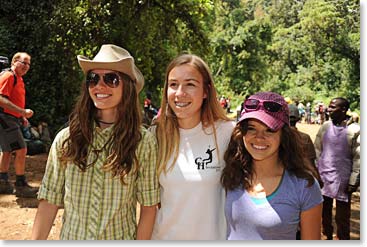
[
  {"xmin": 61, "ymin": 72, "xmax": 142, "ymax": 184},
  {"xmin": 221, "ymin": 120, "xmax": 316, "ymax": 191}
]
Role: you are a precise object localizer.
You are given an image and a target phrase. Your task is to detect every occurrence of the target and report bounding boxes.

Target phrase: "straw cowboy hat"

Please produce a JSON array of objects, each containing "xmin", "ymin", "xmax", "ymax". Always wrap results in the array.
[{"xmin": 77, "ymin": 44, "xmax": 144, "ymax": 92}]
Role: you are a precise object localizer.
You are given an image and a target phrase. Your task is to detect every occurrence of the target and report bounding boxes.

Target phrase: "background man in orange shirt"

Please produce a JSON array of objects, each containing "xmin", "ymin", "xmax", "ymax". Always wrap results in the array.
[{"xmin": 0, "ymin": 52, "xmax": 38, "ymax": 198}]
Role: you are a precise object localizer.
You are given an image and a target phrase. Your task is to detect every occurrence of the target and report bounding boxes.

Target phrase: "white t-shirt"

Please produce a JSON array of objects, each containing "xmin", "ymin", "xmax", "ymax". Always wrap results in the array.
[{"xmin": 152, "ymin": 120, "xmax": 236, "ymax": 240}]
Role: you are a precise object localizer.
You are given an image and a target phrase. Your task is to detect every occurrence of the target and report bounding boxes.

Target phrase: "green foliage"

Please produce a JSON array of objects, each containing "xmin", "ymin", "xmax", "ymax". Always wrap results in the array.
[
  {"xmin": 210, "ymin": 0, "xmax": 359, "ymax": 110},
  {"xmin": 0, "ymin": 0, "xmax": 216, "ymax": 132},
  {"xmin": 0, "ymin": 0, "xmax": 359, "ymax": 134},
  {"xmin": 210, "ymin": 0, "xmax": 272, "ymax": 96}
]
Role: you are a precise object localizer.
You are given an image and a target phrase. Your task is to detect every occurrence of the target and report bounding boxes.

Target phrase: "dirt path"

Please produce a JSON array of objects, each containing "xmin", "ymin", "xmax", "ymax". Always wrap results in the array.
[{"xmin": 0, "ymin": 123, "xmax": 360, "ymax": 240}]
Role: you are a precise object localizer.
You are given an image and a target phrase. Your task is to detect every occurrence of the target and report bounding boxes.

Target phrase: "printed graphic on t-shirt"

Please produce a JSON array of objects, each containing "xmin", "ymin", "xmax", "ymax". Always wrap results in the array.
[{"xmin": 194, "ymin": 146, "xmax": 220, "ymax": 171}]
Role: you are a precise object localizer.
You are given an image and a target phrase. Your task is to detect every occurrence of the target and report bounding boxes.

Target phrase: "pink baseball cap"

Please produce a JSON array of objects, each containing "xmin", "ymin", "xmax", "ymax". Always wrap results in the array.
[{"xmin": 238, "ymin": 92, "xmax": 290, "ymax": 131}]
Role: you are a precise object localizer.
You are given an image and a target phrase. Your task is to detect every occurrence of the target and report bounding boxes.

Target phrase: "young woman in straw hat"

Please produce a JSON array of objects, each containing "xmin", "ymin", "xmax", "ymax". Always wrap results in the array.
[
  {"xmin": 31, "ymin": 44, "xmax": 159, "ymax": 240},
  {"xmin": 150, "ymin": 54, "xmax": 235, "ymax": 240},
  {"xmin": 221, "ymin": 92, "xmax": 323, "ymax": 240}
]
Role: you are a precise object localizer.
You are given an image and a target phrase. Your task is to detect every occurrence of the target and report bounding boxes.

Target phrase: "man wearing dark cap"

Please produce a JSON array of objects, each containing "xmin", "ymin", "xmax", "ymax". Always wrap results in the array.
[
  {"xmin": 289, "ymin": 103, "xmax": 323, "ymax": 240},
  {"xmin": 289, "ymin": 104, "xmax": 319, "ymax": 175}
]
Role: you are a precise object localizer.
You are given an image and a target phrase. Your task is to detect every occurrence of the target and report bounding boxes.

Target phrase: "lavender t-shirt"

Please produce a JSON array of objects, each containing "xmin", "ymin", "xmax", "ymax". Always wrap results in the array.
[{"xmin": 225, "ymin": 170, "xmax": 323, "ymax": 240}]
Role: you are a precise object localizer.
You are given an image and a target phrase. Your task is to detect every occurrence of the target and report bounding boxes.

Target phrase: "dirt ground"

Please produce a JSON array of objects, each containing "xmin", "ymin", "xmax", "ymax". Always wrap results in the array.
[{"xmin": 0, "ymin": 123, "xmax": 360, "ymax": 240}]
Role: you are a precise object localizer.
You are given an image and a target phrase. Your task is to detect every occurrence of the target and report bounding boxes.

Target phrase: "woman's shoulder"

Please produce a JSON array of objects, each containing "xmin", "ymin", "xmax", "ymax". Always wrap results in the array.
[
  {"xmin": 147, "ymin": 124, "xmax": 157, "ymax": 135},
  {"xmin": 140, "ymin": 126, "xmax": 157, "ymax": 144},
  {"xmin": 283, "ymin": 170, "xmax": 320, "ymax": 192},
  {"xmin": 54, "ymin": 127, "xmax": 70, "ymax": 141},
  {"xmin": 283, "ymin": 170, "xmax": 310, "ymax": 187},
  {"xmin": 226, "ymin": 185, "xmax": 246, "ymax": 200},
  {"xmin": 214, "ymin": 119, "xmax": 236, "ymax": 132},
  {"xmin": 49, "ymin": 127, "xmax": 70, "ymax": 150},
  {"xmin": 216, "ymin": 119, "xmax": 236, "ymax": 126},
  {"xmin": 273, "ymin": 172, "xmax": 322, "ymax": 214}
]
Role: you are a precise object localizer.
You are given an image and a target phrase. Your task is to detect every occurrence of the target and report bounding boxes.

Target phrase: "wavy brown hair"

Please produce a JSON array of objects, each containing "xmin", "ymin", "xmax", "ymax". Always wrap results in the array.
[
  {"xmin": 154, "ymin": 54, "xmax": 230, "ymax": 175},
  {"xmin": 221, "ymin": 120, "xmax": 316, "ymax": 191},
  {"xmin": 61, "ymin": 72, "xmax": 142, "ymax": 183}
]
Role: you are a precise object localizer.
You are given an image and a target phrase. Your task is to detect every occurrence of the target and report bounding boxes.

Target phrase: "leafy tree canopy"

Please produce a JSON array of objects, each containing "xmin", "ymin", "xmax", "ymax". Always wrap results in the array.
[{"xmin": 0, "ymin": 0, "xmax": 360, "ymax": 133}]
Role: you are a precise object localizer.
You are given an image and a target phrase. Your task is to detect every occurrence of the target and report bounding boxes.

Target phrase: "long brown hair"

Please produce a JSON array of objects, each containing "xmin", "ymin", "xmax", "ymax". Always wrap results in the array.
[
  {"xmin": 154, "ymin": 54, "xmax": 229, "ymax": 175},
  {"xmin": 61, "ymin": 72, "xmax": 142, "ymax": 183},
  {"xmin": 221, "ymin": 120, "xmax": 316, "ymax": 191}
]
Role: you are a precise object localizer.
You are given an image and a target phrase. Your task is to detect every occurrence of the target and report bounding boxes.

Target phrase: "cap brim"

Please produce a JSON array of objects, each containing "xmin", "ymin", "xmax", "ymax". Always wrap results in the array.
[{"xmin": 238, "ymin": 110, "xmax": 284, "ymax": 131}]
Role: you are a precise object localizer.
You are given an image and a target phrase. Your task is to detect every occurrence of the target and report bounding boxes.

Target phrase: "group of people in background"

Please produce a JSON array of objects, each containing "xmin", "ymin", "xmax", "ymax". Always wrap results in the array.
[
  {"xmin": 289, "ymin": 98, "xmax": 360, "ymax": 240},
  {"xmin": 0, "ymin": 44, "xmax": 360, "ymax": 240},
  {"xmin": 287, "ymin": 100, "xmax": 359, "ymax": 127},
  {"xmin": 219, "ymin": 95, "xmax": 231, "ymax": 113}
]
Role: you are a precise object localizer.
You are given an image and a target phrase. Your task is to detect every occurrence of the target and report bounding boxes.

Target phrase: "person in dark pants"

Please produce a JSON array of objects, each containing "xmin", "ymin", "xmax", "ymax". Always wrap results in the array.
[
  {"xmin": 289, "ymin": 103, "xmax": 323, "ymax": 240},
  {"xmin": 0, "ymin": 52, "xmax": 38, "ymax": 198},
  {"xmin": 314, "ymin": 97, "xmax": 360, "ymax": 240},
  {"xmin": 289, "ymin": 104, "xmax": 322, "ymax": 186}
]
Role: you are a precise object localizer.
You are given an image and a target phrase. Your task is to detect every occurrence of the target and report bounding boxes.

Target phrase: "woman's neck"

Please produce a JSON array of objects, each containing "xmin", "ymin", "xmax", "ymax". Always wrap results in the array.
[
  {"xmin": 178, "ymin": 115, "xmax": 201, "ymax": 129},
  {"xmin": 97, "ymin": 110, "xmax": 116, "ymax": 123},
  {"xmin": 249, "ymin": 158, "xmax": 284, "ymax": 197},
  {"xmin": 253, "ymin": 156, "xmax": 283, "ymax": 178},
  {"xmin": 97, "ymin": 119, "xmax": 115, "ymax": 125},
  {"xmin": 96, "ymin": 110, "xmax": 116, "ymax": 129}
]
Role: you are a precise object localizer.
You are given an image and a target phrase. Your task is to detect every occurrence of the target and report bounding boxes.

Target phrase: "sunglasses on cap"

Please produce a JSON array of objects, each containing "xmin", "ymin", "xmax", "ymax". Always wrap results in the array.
[
  {"xmin": 86, "ymin": 71, "xmax": 120, "ymax": 88},
  {"xmin": 244, "ymin": 98, "xmax": 283, "ymax": 113}
]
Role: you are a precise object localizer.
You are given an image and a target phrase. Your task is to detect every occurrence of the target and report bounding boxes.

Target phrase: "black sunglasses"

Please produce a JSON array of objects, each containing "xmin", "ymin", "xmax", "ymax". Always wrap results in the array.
[
  {"xmin": 244, "ymin": 99, "xmax": 283, "ymax": 113},
  {"xmin": 86, "ymin": 71, "xmax": 120, "ymax": 88}
]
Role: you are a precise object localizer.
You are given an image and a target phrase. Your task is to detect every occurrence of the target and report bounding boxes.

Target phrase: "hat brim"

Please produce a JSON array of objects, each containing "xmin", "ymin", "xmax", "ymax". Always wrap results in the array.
[
  {"xmin": 238, "ymin": 110, "xmax": 285, "ymax": 131},
  {"xmin": 77, "ymin": 55, "xmax": 144, "ymax": 93}
]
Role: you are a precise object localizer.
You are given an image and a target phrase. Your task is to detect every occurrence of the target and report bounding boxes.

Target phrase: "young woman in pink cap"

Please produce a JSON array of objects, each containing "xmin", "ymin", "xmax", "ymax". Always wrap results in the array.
[{"xmin": 221, "ymin": 91, "xmax": 323, "ymax": 240}]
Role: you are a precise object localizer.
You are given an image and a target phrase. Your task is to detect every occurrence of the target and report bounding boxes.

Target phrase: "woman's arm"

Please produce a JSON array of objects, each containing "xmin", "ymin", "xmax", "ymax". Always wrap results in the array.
[
  {"xmin": 300, "ymin": 203, "xmax": 323, "ymax": 240},
  {"xmin": 136, "ymin": 204, "xmax": 157, "ymax": 240},
  {"xmin": 31, "ymin": 200, "xmax": 59, "ymax": 240}
]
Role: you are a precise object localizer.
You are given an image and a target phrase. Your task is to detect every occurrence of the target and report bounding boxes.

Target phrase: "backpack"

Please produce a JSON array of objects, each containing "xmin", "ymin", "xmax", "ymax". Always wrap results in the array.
[
  {"xmin": 0, "ymin": 68, "xmax": 17, "ymax": 86},
  {"xmin": 25, "ymin": 139, "xmax": 46, "ymax": 155}
]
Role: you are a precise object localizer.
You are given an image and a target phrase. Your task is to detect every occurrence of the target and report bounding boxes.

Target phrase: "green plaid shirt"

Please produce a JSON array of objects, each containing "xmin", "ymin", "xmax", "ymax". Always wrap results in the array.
[{"xmin": 38, "ymin": 125, "xmax": 160, "ymax": 240}]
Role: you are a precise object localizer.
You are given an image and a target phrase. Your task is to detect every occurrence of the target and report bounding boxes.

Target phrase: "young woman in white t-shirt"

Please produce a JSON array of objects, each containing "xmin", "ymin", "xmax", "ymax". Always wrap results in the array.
[{"xmin": 150, "ymin": 54, "xmax": 235, "ymax": 240}]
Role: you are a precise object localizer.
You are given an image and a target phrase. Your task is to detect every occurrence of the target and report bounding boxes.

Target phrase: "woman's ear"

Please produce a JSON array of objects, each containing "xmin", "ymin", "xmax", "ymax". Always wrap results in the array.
[{"xmin": 203, "ymin": 84, "xmax": 209, "ymax": 99}]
